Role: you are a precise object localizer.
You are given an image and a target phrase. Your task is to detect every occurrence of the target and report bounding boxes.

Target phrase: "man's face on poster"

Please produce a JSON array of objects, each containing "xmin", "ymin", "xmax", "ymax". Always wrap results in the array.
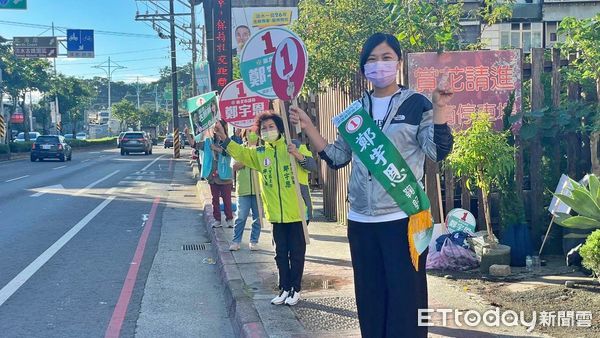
[{"xmin": 235, "ymin": 26, "xmax": 251, "ymax": 52}]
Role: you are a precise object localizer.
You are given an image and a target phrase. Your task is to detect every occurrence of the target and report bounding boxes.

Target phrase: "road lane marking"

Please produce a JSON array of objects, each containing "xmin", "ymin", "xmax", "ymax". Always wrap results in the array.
[
  {"xmin": 125, "ymin": 187, "xmax": 134, "ymax": 193},
  {"xmin": 82, "ymin": 159, "xmax": 91, "ymax": 163},
  {"xmin": 30, "ymin": 184, "xmax": 65, "ymax": 197},
  {"xmin": 5, "ymin": 175, "xmax": 29, "ymax": 183},
  {"xmin": 75, "ymin": 170, "xmax": 120, "ymax": 196},
  {"xmin": 0, "ymin": 196, "xmax": 116, "ymax": 307},
  {"xmin": 105, "ymin": 187, "xmax": 117, "ymax": 195},
  {"xmin": 140, "ymin": 155, "xmax": 165, "ymax": 172},
  {"xmin": 52, "ymin": 165, "xmax": 67, "ymax": 170},
  {"xmin": 105, "ymin": 197, "xmax": 160, "ymax": 338}
]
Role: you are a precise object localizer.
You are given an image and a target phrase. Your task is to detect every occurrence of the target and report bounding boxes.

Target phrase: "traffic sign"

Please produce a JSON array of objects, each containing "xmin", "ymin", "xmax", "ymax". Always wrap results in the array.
[
  {"xmin": 13, "ymin": 36, "xmax": 57, "ymax": 58},
  {"xmin": 271, "ymin": 37, "xmax": 308, "ymax": 101},
  {"xmin": 67, "ymin": 29, "xmax": 94, "ymax": 58},
  {"xmin": 239, "ymin": 27, "xmax": 301, "ymax": 99},
  {"xmin": 219, "ymin": 80, "xmax": 269, "ymax": 129},
  {"xmin": 0, "ymin": 0, "xmax": 26, "ymax": 10}
]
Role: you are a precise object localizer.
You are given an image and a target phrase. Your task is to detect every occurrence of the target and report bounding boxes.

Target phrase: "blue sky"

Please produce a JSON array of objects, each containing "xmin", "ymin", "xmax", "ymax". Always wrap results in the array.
[{"xmin": 0, "ymin": 0, "xmax": 204, "ymax": 83}]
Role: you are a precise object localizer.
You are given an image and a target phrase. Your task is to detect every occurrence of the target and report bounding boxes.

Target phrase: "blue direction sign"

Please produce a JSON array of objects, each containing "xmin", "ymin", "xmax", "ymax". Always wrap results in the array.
[
  {"xmin": 67, "ymin": 29, "xmax": 94, "ymax": 58},
  {"xmin": 0, "ymin": 0, "xmax": 27, "ymax": 10}
]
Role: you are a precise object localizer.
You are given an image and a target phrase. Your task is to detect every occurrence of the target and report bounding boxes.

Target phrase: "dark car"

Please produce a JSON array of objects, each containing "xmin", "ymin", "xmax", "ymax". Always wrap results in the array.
[
  {"xmin": 31, "ymin": 135, "xmax": 72, "ymax": 162},
  {"xmin": 120, "ymin": 131, "xmax": 152, "ymax": 155},
  {"xmin": 163, "ymin": 133, "xmax": 185, "ymax": 149}
]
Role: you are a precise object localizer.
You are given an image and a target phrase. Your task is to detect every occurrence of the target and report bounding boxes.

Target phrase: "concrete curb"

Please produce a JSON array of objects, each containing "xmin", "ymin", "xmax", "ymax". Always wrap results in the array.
[{"xmin": 197, "ymin": 181, "xmax": 269, "ymax": 338}]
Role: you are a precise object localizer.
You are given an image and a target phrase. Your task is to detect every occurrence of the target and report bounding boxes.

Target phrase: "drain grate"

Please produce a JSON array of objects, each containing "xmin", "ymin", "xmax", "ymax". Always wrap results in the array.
[{"xmin": 182, "ymin": 243, "xmax": 211, "ymax": 251}]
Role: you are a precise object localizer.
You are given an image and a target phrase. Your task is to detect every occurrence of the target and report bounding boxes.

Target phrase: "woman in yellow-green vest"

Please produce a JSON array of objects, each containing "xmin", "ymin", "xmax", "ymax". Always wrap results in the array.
[
  {"xmin": 229, "ymin": 129, "xmax": 262, "ymax": 251},
  {"xmin": 214, "ymin": 112, "xmax": 316, "ymax": 306}
]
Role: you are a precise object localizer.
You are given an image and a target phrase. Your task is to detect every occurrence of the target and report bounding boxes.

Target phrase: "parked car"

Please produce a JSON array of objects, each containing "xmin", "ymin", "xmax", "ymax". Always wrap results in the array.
[
  {"xmin": 120, "ymin": 131, "xmax": 152, "ymax": 155},
  {"xmin": 116, "ymin": 132, "xmax": 126, "ymax": 148},
  {"xmin": 30, "ymin": 135, "xmax": 72, "ymax": 162},
  {"xmin": 76, "ymin": 132, "xmax": 87, "ymax": 140},
  {"xmin": 14, "ymin": 132, "xmax": 41, "ymax": 142},
  {"xmin": 63, "ymin": 133, "xmax": 75, "ymax": 139}
]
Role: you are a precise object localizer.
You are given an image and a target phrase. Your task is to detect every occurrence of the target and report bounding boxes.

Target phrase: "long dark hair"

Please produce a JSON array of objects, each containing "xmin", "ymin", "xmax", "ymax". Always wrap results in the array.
[{"xmin": 359, "ymin": 33, "xmax": 402, "ymax": 75}]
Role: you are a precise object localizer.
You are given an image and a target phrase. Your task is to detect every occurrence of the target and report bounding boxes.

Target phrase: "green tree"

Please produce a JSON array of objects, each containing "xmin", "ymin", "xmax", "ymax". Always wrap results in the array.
[
  {"xmin": 111, "ymin": 99, "xmax": 138, "ymax": 129},
  {"xmin": 138, "ymin": 104, "xmax": 170, "ymax": 128},
  {"xmin": 51, "ymin": 74, "xmax": 95, "ymax": 136},
  {"xmin": 446, "ymin": 112, "xmax": 515, "ymax": 244},
  {"xmin": 559, "ymin": 13, "xmax": 600, "ymax": 106},
  {"xmin": 291, "ymin": 0, "xmax": 391, "ymax": 92}
]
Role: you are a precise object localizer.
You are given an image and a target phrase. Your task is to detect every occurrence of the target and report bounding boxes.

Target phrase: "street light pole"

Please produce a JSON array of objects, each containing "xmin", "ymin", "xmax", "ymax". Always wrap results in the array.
[{"xmin": 93, "ymin": 57, "xmax": 125, "ymax": 119}]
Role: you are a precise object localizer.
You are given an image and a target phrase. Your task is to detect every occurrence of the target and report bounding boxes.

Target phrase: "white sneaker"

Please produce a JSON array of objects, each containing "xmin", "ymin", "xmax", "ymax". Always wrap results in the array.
[
  {"xmin": 211, "ymin": 219, "xmax": 223, "ymax": 228},
  {"xmin": 284, "ymin": 289, "xmax": 300, "ymax": 306},
  {"xmin": 249, "ymin": 242, "xmax": 258, "ymax": 251},
  {"xmin": 226, "ymin": 219, "xmax": 234, "ymax": 228},
  {"xmin": 229, "ymin": 242, "xmax": 240, "ymax": 251},
  {"xmin": 270, "ymin": 290, "xmax": 289, "ymax": 305}
]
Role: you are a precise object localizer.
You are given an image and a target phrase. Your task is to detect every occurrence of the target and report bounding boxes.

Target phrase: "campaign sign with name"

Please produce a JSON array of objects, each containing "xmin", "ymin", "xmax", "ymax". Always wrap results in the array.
[
  {"xmin": 239, "ymin": 27, "xmax": 301, "ymax": 99},
  {"xmin": 219, "ymin": 80, "xmax": 269, "ymax": 129},
  {"xmin": 271, "ymin": 36, "xmax": 307, "ymax": 101},
  {"xmin": 187, "ymin": 91, "xmax": 219, "ymax": 135},
  {"xmin": 446, "ymin": 208, "xmax": 476, "ymax": 234}
]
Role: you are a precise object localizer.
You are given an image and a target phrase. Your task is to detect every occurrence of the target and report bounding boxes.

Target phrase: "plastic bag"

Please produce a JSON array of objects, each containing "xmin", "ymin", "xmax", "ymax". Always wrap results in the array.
[{"xmin": 427, "ymin": 238, "xmax": 479, "ymax": 271}]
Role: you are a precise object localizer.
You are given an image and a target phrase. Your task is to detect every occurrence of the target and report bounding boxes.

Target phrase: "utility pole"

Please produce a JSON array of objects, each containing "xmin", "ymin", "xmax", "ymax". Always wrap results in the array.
[
  {"xmin": 136, "ymin": 76, "xmax": 141, "ymax": 109},
  {"xmin": 169, "ymin": 0, "xmax": 181, "ymax": 158},
  {"xmin": 190, "ymin": 0, "xmax": 198, "ymax": 96},
  {"xmin": 51, "ymin": 22, "xmax": 61, "ymax": 135},
  {"xmin": 93, "ymin": 57, "xmax": 126, "ymax": 118},
  {"xmin": 154, "ymin": 84, "xmax": 159, "ymax": 112}
]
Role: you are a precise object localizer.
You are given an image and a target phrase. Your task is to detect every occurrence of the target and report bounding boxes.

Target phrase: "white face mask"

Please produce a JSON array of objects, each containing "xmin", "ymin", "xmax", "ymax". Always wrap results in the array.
[
  {"xmin": 261, "ymin": 130, "xmax": 279, "ymax": 143},
  {"xmin": 364, "ymin": 61, "xmax": 398, "ymax": 88}
]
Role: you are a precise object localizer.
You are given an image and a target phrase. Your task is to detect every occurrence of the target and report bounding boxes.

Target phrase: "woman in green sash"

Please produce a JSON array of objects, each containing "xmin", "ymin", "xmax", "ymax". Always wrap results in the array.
[{"xmin": 289, "ymin": 33, "xmax": 454, "ymax": 338}]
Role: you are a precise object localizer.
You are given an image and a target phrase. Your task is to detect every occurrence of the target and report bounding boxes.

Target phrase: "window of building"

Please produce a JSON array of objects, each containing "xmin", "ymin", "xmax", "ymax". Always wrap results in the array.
[
  {"xmin": 550, "ymin": 33, "xmax": 557, "ymax": 42},
  {"xmin": 500, "ymin": 22, "xmax": 543, "ymax": 51}
]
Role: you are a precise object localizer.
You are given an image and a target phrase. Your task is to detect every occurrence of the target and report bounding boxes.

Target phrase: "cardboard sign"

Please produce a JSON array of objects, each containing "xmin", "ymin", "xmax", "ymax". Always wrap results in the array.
[
  {"xmin": 271, "ymin": 36, "xmax": 308, "ymax": 101},
  {"xmin": 446, "ymin": 208, "xmax": 476, "ymax": 234},
  {"xmin": 219, "ymin": 80, "xmax": 269, "ymax": 129},
  {"xmin": 239, "ymin": 27, "xmax": 301, "ymax": 99},
  {"xmin": 187, "ymin": 91, "xmax": 219, "ymax": 135}
]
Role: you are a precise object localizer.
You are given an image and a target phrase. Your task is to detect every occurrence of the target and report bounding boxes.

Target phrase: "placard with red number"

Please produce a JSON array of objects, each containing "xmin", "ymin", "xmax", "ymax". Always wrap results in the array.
[
  {"xmin": 219, "ymin": 80, "xmax": 270, "ymax": 129},
  {"xmin": 271, "ymin": 37, "xmax": 307, "ymax": 101},
  {"xmin": 239, "ymin": 27, "xmax": 302, "ymax": 99}
]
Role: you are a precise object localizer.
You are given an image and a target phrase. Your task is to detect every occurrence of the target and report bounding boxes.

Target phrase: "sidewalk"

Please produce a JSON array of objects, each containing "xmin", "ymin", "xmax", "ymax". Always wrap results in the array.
[{"xmin": 196, "ymin": 180, "xmax": 549, "ymax": 338}]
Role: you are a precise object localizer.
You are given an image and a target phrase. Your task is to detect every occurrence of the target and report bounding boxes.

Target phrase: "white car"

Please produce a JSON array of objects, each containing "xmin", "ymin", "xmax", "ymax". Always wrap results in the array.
[
  {"xmin": 14, "ymin": 132, "xmax": 41, "ymax": 142},
  {"xmin": 76, "ymin": 132, "xmax": 87, "ymax": 140}
]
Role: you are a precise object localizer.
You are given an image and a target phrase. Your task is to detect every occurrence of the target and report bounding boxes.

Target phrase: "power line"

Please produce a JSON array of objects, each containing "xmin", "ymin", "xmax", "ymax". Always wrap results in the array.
[
  {"xmin": 57, "ymin": 56, "xmax": 168, "ymax": 67},
  {"xmin": 0, "ymin": 20, "xmax": 160, "ymax": 38}
]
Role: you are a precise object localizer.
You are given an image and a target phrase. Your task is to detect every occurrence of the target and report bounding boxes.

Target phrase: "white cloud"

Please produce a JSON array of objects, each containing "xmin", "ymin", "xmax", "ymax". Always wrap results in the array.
[{"xmin": 118, "ymin": 74, "xmax": 160, "ymax": 84}]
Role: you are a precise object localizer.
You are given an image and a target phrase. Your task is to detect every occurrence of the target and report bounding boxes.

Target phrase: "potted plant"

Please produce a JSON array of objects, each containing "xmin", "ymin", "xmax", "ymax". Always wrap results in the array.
[{"xmin": 446, "ymin": 112, "xmax": 515, "ymax": 272}]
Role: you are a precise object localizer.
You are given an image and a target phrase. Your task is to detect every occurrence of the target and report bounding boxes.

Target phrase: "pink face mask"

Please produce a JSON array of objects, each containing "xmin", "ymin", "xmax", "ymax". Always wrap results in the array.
[{"xmin": 364, "ymin": 61, "xmax": 398, "ymax": 88}]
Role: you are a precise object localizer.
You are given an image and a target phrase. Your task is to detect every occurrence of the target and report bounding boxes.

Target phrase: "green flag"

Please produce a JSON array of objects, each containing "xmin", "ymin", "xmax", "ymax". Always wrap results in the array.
[{"xmin": 187, "ymin": 91, "xmax": 219, "ymax": 135}]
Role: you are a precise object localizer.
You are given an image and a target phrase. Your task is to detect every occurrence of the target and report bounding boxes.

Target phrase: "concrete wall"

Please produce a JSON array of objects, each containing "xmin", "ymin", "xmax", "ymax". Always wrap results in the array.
[{"xmin": 543, "ymin": 1, "xmax": 600, "ymax": 21}]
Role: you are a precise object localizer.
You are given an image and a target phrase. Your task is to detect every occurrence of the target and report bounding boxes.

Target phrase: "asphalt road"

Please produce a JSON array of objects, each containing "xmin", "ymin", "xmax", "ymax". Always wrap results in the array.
[{"xmin": 0, "ymin": 146, "xmax": 231, "ymax": 337}]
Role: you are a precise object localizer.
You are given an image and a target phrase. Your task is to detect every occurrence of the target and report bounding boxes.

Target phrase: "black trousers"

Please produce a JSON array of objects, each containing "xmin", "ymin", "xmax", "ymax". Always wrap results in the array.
[
  {"xmin": 272, "ymin": 221, "xmax": 306, "ymax": 292},
  {"xmin": 348, "ymin": 218, "xmax": 428, "ymax": 338}
]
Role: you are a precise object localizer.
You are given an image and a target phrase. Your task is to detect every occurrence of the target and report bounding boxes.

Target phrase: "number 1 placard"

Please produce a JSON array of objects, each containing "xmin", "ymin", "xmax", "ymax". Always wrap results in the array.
[
  {"xmin": 239, "ymin": 27, "xmax": 302, "ymax": 99},
  {"xmin": 219, "ymin": 79, "xmax": 270, "ymax": 129}
]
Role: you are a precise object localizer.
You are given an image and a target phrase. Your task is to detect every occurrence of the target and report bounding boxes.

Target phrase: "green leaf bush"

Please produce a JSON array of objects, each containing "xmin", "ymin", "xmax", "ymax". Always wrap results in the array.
[
  {"xmin": 579, "ymin": 229, "xmax": 600, "ymax": 281},
  {"xmin": 554, "ymin": 174, "xmax": 600, "ymax": 230}
]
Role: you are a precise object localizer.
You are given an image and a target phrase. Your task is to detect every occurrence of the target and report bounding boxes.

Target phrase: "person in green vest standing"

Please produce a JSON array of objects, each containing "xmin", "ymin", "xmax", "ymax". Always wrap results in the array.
[
  {"xmin": 213, "ymin": 112, "xmax": 312, "ymax": 306},
  {"xmin": 289, "ymin": 33, "xmax": 454, "ymax": 337},
  {"xmin": 229, "ymin": 129, "xmax": 262, "ymax": 251}
]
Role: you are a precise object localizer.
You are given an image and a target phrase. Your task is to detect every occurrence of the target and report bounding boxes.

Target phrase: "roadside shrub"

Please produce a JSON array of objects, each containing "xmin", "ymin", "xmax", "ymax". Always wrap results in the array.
[
  {"xmin": 9, "ymin": 141, "xmax": 33, "ymax": 153},
  {"xmin": 0, "ymin": 144, "xmax": 9, "ymax": 154},
  {"xmin": 580, "ymin": 229, "xmax": 600, "ymax": 280},
  {"xmin": 66, "ymin": 137, "xmax": 117, "ymax": 148}
]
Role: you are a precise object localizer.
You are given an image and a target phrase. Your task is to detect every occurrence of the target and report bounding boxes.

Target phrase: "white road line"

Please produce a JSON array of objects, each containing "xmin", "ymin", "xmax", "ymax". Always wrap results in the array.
[
  {"xmin": 0, "ymin": 196, "xmax": 116, "ymax": 307},
  {"xmin": 81, "ymin": 159, "xmax": 91, "ymax": 163},
  {"xmin": 139, "ymin": 188, "xmax": 147, "ymax": 195},
  {"xmin": 135, "ymin": 176, "xmax": 143, "ymax": 180},
  {"xmin": 30, "ymin": 184, "xmax": 65, "ymax": 197},
  {"xmin": 75, "ymin": 170, "xmax": 120, "ymax": 196},
  {"xmin": 125, "ymin": 187, "xmax": 134, "ymax": 193},
  {"xmin": 140, "ymin": 155, "xmax": 165, "ymax": 172},
  {"xmin": 53, "ymin": 165, "xmax": 67, "ymax": 170},
  {"xmin": 105, "ymin": 187, "xmax": 117, "ymax": 195},
  {"xmin": 5, "ymin": 175, "xmax": 29, "ymax": 183}
]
